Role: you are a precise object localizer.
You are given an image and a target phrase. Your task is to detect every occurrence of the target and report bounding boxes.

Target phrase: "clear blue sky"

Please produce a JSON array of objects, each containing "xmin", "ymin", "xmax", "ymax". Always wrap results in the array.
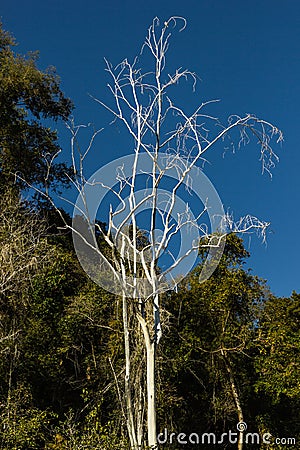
[{"xmin": 1, "ymin": 0, "xmax": 299, "ymax": 297}]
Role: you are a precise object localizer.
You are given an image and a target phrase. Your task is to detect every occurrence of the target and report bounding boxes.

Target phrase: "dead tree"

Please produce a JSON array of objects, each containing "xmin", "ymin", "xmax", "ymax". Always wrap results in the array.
[{"xmin": 29, "ymin": 17, "xmax": 282, "ymax": 449}]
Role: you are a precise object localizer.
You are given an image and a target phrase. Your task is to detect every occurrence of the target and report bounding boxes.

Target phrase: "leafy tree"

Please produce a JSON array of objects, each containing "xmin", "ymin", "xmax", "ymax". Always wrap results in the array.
[
  {"xmin": 254, "ymin": 292, "xmax": 300, "ymax": 444},
  {"xmin": 0, "ymin": 211, "xmax": 126, "ymax": 447},
  {"xmin": 161, "ymin": 234, "xmax": 267, "ymax": 445},
  {"xmin": 255, "ymin": 292, "xmax": 300, "ymax": 400},
  {"xmin": 0, "ymin": 384, "xmax": 53, "ymax": 450},
  {"xmin": 0, "ymin": 191, "xmax": 57, "ymax": 449},
  {"xmin": 0, "ymin": 23, "xmax": 73, "ymax": 193}
]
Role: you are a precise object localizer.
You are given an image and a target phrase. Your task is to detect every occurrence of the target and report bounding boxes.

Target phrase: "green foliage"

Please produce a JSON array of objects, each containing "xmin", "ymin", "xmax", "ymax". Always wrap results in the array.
[
  {"xmin": 0, "ymin": 384, "xmax": 54, "ymax": 450},
  {"xmin": 253, "ymin": 292, "xmax": 300, "ymax": 445},
  {"xmin": 0, "ymin": 203, "xmax": 299, "ymax": 447},
  {"xmin": 45, "ymin": 409, "xmax": 129, "ymax": 450},
  {"xmin": 255, "ymin": 292, "xmax": 300, "ymax": 401},
  {"xmin": 160, "ymin": 235, "xmax": 265, "ymax": 432},
  {"xmin": 0, "ymin": 23, "xmax": 73, "ymax": 192},
  {"xmin": 1, "ymin": 197, "xmax": 298, "ymax": 448}
]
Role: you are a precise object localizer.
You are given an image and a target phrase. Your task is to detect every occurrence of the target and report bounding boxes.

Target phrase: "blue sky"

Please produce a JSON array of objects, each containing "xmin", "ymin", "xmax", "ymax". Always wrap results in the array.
[{"xmin": 1, "ymin": 0, "xmax": 299, "ymax": 297}]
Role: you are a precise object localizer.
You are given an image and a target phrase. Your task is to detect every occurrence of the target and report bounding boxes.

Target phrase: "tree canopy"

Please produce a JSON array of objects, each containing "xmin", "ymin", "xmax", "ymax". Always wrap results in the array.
[{"xmin": 0, "ymin": 23, "xmax": 73, "ymax": 193}]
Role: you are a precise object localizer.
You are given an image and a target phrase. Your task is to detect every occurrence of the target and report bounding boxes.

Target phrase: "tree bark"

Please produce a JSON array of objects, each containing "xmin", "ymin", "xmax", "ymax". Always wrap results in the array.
[
  {"xmin": 137, "ymin": 313, "xmax": 157, "ymax": 449},
  {"xmin": 222, "ymin": 350, "xmax": 244, "ymax": 450},
  {"xmin": 123, "ymin": 292, "xmax": 138, "ymax": 450},
  {"xmin": 146, "ymin": 342, "xmax": 156, "ymax": 448}
]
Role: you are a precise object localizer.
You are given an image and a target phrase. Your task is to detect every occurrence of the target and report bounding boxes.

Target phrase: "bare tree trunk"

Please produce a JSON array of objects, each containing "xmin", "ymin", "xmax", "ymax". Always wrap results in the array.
[
  {"xmin": 222, "ymin": 350, "xmax": 244, "ymax": 450},
  {"xmin": 137, "ymin": 313, "xmax": 157, "ymax": 449},
  {"xmin": 146, "ymin": 341, "xmax": 156, "ymax": 448},
  {"xmin": 123, "ymin": 292, "xmax": 138, "ymax": 450},
  {"xmin": 136, "ymin": 378, "xmax": 144, "ymax": 449},
  {"xmin": 135, "ymin": 308, "xmax": 145, "ymax": 448}
]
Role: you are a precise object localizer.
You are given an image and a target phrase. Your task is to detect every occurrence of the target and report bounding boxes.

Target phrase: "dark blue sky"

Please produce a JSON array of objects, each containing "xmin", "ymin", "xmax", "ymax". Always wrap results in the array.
[{"xmin": 1, "ymin": 0, "xmax": 299, "ymax": 297}]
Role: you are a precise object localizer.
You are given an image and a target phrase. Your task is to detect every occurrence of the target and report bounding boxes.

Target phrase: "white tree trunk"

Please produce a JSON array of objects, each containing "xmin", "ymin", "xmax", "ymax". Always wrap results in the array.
[
  {"xmin": 146, "ymin": 341, "xmax": 156, "ymax": 448},
  {"xmin": 123, "ymin": 292, "xmax": 138, "ymax": 450},
  {"xmin": 222, "ymin": 350, "xmax": 244, "ymax": 450},
  {"xmin": 137, "ymin": 313, "xmax": 157, "ymax": 449}
]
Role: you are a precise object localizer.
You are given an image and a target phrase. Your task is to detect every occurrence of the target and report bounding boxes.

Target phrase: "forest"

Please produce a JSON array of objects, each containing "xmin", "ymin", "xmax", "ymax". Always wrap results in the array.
[{"xmin": 0, "ymin": 21, "xmax": 299, "ymax": 450}]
